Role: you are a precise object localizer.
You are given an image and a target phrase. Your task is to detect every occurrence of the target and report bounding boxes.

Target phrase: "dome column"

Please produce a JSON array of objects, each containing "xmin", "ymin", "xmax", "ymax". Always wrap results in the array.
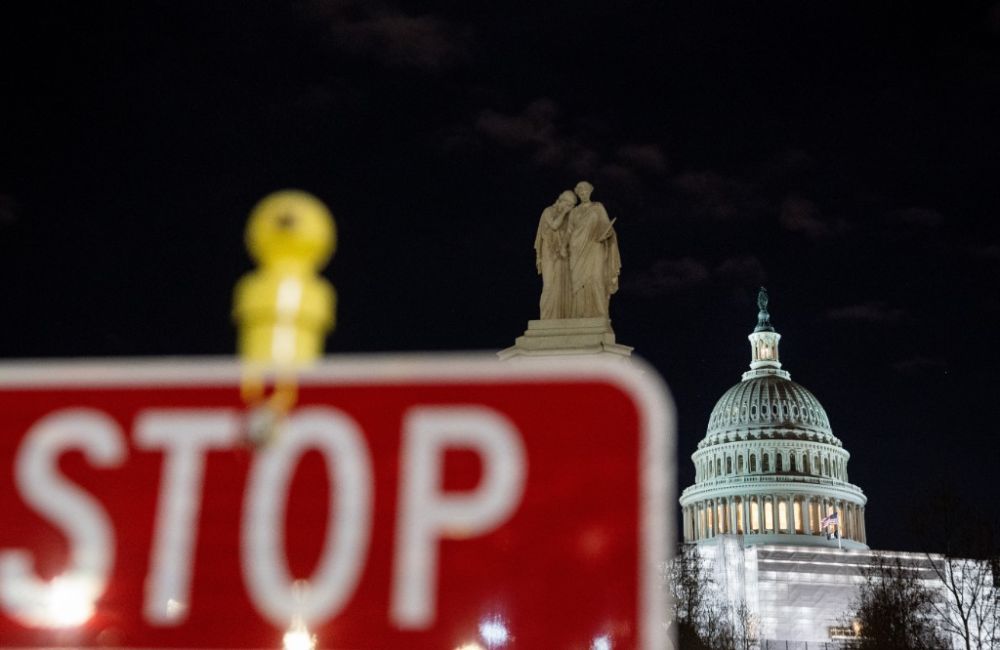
[
  {"xmin": 783, "ymin": 495, "xmax": 793, "ymax": 534},
  {"xmin": 792, "ymin": 495, "xmax": 802, "ymax": 534}
]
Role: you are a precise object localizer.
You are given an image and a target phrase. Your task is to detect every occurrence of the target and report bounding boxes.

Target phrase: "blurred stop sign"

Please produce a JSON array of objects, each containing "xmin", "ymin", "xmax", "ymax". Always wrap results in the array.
[{"xmin": 0, "ymin": 355, "xmax": 674, "ymax": 649}]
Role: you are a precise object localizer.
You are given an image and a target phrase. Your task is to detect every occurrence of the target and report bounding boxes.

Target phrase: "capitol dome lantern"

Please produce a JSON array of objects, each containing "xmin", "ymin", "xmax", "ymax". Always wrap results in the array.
[{"xmin": 679, "ymin": 288, "xmax": 868, "ymax": 549}]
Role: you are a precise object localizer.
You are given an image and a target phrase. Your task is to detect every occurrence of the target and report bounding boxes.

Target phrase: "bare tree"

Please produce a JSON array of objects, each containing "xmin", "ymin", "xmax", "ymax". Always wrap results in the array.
[
  {"xmin": 666, "ymin": 544, "xmax": 757, "ymax": 650},
  {"xmin": 667, "ymin": 543, "xmax": 713, "ymax": 649},
  {"xmin": 845, "ymin": 553, "xmax": 950, "ymax": 650},
  {"xmin": 925, "ymin": 556, "xmax": 1000, "ymax": 650},
  {"xmin": 912, "ymin": 491, "xmax": 1000, "ymax": 650},
  {"xmin": 732, "ymin": 599, "xmax": 759, "ymax": 650}
]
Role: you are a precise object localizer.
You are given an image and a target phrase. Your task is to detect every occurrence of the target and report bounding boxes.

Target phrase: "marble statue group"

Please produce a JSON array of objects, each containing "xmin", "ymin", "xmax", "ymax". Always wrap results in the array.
[{"xmin": 534, "ymin": 181, "xmax": 621, "ymax": 319}]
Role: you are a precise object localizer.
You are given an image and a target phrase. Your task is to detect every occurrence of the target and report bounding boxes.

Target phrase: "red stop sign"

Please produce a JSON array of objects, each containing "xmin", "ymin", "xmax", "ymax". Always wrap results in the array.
[{"xmin": 0, "ymin": 356, "xmax": 674, "ymax": 649}]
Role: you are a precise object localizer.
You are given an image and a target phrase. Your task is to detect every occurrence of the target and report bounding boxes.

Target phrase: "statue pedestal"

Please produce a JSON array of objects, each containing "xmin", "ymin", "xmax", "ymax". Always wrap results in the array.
[{"xmin": 498, "ymin": 317, "xmax": 633, "ymax": 360}]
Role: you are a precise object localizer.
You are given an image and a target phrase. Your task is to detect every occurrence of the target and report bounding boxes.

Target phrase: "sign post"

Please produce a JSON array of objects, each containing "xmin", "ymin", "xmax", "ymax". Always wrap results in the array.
[{"xmin": 0, "ymin": 355, "xmax": 674, "ymax": 649}]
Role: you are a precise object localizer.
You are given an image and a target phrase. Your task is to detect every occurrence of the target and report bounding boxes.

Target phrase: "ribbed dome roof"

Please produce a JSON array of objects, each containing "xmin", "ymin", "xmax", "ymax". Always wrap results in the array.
[{"xmin": 700, "ymin": 373, "xmax": 838, "ymax": 448}]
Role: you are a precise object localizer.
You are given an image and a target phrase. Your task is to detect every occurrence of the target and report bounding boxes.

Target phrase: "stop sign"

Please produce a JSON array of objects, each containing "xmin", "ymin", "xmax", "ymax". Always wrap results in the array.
[{"xmin": 0, "ymin": 355, "xmax": 674, "ymax": 649}]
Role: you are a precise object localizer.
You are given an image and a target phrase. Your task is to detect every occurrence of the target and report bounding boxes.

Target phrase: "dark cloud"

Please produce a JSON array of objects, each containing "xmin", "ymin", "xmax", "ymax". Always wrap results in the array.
[
  {"xmin": 305, "ymin": 0, "xmax": 472, "ymax": 71},
  {"xmin": 754, "ymin": 148, "xmax": 816, "ymax": 186},
  {"xmin": 627, "ymin": 257, "xmax": 710, "ymax": 296},
  {"xmin": 715, "ymin": 255, "xmax": 767, "ymax": 286},
  {"xmin": 891, "ymin": 355, "xmax": 949, "ymax": 375},
  {"xmin": 0, "ymin": 194, "xmax": 15, "ymax": 226},
  {"xmin": 594, "ymin": 163, "xmax": 641, "ymax": 194},
  {"xmin": 989, "ymin": 2, "xmax": 1000, "ymax": 35},
  {"xmin": 824, "ymin": 301, "xmax": 906, "ymax": 324},
  {"xmin": 973, "ymin": 243, "xmax": 1000, "ymax": 261},
  {"xmin": 476, "ymin": 99, "xmax": 558, "ymax": 148},
  {"xmin": 778, "ymin": 195, "xmax": 843, "ymax": 240},
  {"xmin": 885, "ymin": 207, "xmax": 944, "ymax": 228},
  {"xmin": 627, "ymin": 255, "xmax": 766, "ymax": 297},
  {"xmin": 615, "ymin": 144, "xmax": 668, "ymax": 175},
  {"xmin": 466, "ymin": 99, "xmax": 666, "ymax": 186},
  {"xmin": 472, "ymin": 99, "xmax": 601, "ymax": 177},
  {"xmin": 671, "ymin": 171, "xmax": 762, "ymax": 222}
]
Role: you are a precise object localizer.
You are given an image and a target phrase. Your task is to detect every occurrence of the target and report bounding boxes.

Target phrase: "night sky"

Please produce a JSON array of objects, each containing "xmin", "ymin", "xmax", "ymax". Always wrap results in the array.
[{"xmin": 2, "ymin": 1, "xmax": 999, "ymax": 554}]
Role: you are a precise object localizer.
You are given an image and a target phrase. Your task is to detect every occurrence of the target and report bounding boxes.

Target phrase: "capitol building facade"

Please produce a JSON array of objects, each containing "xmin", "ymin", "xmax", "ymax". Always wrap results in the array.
[
  {"xmin": 679, "ymin": 293, "xmax": 868, "ymax": 551},
  {"xmin": 676, "ymin": 290, "xmax": 973, "ymax": 647},
  {"xmin": 507, "ymin": 197, "xmax": 986, "ymax": 646}
]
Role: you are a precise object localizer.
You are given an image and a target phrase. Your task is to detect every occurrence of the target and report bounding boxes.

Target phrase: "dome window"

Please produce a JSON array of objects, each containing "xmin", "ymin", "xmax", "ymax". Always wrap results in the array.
[
  {"xmin": 750, "ymin": 404, "xmax": 758, "ymax": 418},
  {"xmin": 762, "ymin": 454, "xmax": 770, "ymax": 472}
]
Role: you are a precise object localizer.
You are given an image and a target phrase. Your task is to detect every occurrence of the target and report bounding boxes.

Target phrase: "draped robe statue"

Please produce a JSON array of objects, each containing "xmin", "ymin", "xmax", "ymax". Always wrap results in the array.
[
  {"xmin": 534, "ymin": 190, "xmax": 576, "ymax": 319},
  {"xmin": 567, "ymin": 181, "xmax": 620, "ymax": 318}
]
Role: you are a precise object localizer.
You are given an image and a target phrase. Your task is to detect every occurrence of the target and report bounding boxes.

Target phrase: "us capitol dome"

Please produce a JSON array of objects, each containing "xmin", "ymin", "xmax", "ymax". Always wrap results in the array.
[{"xmin": 679, "ymin": 289, "xmax": 868, "ymax": 550}]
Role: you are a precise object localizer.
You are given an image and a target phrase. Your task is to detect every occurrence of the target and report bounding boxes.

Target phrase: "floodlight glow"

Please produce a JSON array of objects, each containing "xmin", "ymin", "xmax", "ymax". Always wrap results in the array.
[
  {"xmin": 45, "ymin": 574, "xmax": 98, "ymax": 627},
  {"xmin": 591, "ymin": 634, "xmax": 612, "ymax": 650},
  {"xmin": 479, "ymin": 616, "xmax": 510, "ymax": 646},
  {"xmin": 282, "ymin": 617, "xmax": 316, "ymax": 650}
]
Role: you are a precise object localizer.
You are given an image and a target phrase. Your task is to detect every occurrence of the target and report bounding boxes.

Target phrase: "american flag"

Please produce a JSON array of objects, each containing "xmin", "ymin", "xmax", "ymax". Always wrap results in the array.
[{"xmin": 821, "ymin": 512, "xmax": 839, "ymax": 527}]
